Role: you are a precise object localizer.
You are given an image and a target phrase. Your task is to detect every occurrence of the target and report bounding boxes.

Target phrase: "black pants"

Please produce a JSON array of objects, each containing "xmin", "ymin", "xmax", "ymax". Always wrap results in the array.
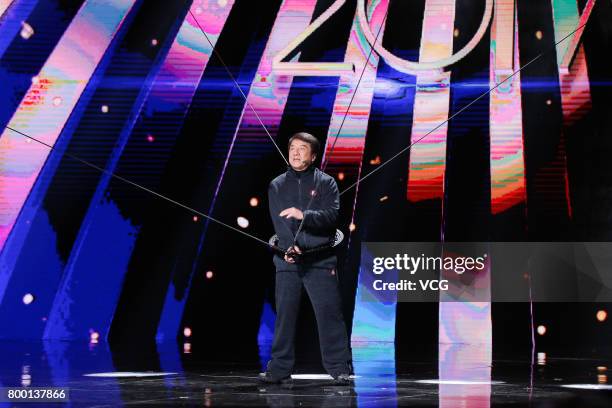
[{"xmin": 267, "ymin": 267, "xmax": 351, "ymax": 378}]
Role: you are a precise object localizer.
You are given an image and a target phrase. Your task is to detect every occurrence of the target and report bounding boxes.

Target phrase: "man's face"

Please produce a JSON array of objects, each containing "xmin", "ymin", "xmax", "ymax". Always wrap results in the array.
[{"xmin": 289, "ymin": 139, "xmax": 316, "ymax": 171}]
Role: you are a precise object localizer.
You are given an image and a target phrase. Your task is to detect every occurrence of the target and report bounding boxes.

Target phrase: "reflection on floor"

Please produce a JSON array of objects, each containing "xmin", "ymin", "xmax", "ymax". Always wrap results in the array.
[{"xmin": 0, "ymin": 340, "xmax": 610, "ymax": 407}]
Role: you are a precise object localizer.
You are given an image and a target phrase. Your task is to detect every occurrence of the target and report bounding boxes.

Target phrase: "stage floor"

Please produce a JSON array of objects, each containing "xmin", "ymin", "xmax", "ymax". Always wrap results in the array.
[{"xmin": 0, "ymin": 341, "xmax": 610, "ymax": 407}]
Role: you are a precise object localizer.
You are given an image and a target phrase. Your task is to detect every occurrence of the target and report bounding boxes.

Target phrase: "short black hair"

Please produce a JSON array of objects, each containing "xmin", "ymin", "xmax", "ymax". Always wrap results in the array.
[{"xmin": 288, "ymin": 132, "xmax": 320, "ymax": 156}]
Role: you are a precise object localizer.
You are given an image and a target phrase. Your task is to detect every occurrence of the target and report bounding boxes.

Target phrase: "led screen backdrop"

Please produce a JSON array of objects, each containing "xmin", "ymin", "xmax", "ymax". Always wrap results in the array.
[{"xmin": 0, "ymin": 0, "xmax": 608, "ymax": 356}]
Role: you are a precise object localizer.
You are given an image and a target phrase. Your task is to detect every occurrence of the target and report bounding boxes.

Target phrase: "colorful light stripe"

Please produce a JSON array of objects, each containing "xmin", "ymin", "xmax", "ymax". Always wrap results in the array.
[
  {"xmin": 490, "ymin": 0, "xmax": 526, "ymax": 214},
  {"xmin": 438, "ymin": 343, "xmax": 492, "ymax": 407},
  {"xmin": 353, "ymin": 343, "xmax": 397, "ymax": 404},
  {"xmin": 324, "ymin": 0, "xmax": 392, "ymax": 344},
  {"xmin": 559, "ymin": 46, "xmax": 591, "ymax": 125},
  {"xmin": 440, "ymin": 290, "xmax": 492, "ymax": 345},
  {"xmin": 352, "ymin": 244, "xmax": 396, "ymax": 343},
  {"xmin": 553, "ymin": 0, "xmax": 592, "ymax": 125},
  {"xmin": 0, "ymin": 0, "xmax": 13, "ymax": 18},
  {"xmin": 151, "ymin": 0, "xmax": 239, "ymax": 342},
  {"xmin": 440, "ymin": 1, "xmax": 500, "ymax": 346},
  {"xmin": 322, "ymin": 0, "xmax": 388, "ymax": 172},
  {"xmin": 441, "ymin": 1, "xmax": 525, "ymax": 349},
  {"xmin": 406, "ymin": 0, "xmax": 455, "ymax": 202},
  {"xmin": 273, "ymin": 0, "xmax": 353, "ymax": 76},
  {"xmin": 493, "ymin": 0, "xmax": 514, "ymax": 75},
  {"xmin": 554, "ymin": 0, "xmax": 595, "ymax": 72},
  {"xmin": 0, "ymin": 0, "xmax": 138, "ymax": 247},
  {"xmin": 39, "ymin": 0, "xmax": 236, "ymax": 341},
  {"xmin": 149, "ymin": 0, "xmax": 237, "ymax": 107},
  {"xmin": 228, "ymin": 0, "xmax": 315, "ymax": 145},
  {"xmin": 439, "ymin": 300, "xmax": 492, "ymax": 345},
  {"xmin": 0, "ymin": 0, "xmax": 138, "ymax": 303},
  {"xmin": 552, "ymin": 0, "xmax": 593, "ymax": 219},
  {"xmin": 439, "ymin": 247, "xmax": 492, "ymax": 345}
]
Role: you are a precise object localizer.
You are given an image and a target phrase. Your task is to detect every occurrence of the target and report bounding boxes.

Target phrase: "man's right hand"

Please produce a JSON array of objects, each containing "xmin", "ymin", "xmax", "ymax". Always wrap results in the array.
[{"xmin": 284, "ymin": 245, "xmax": 302, "ymax": 264}]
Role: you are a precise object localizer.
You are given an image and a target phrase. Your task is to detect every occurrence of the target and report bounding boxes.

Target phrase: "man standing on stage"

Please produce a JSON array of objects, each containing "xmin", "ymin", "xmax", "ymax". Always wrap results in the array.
[{"xmin": 262, "ymin": 132, "xmax": 351, "ymax": 385}]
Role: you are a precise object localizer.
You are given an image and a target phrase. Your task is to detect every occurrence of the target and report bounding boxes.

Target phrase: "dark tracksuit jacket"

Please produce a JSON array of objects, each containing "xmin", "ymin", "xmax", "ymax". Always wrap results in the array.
[
  {"xmin": 266, "ymin": 164, "xmax": 350, "ymax": 378},
  {"xmin": 268, "ymin": 165, "xmax": 339, "ymax": 270}
]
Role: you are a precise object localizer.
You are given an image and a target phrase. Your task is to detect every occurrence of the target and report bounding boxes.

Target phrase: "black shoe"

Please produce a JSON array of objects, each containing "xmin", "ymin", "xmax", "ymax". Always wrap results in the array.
[
  {"xmin": 331, "ymin": 373, "xmax": 351, "ymax": 386},
  {"xmin": 259, "ymin": 372, "xmax": 293, "ymax": 385}
]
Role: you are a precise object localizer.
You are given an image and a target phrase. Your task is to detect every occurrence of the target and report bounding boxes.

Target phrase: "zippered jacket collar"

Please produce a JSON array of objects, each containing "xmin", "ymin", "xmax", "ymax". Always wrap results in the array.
[{"xmin": 287, "ymin": 164, "xmax": 316, "ymax": 179}]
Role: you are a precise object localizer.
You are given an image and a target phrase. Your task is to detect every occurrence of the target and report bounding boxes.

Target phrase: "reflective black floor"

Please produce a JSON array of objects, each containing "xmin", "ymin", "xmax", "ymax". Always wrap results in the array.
[{"xmin": 0, "ymin": 341, "xmax": 611, "ymax": 407}]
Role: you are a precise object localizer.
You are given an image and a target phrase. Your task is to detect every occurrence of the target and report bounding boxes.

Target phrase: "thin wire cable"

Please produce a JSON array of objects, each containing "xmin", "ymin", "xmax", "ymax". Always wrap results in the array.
[
  {"xmin": 5, "ymin": 126, "xmax": 274, "ymax": 249},
  {"xmin": 338, "ymin": 20, "xmax": 590, "ymax": 196},
  {"xmin": 528, "ymin": 267, "xmax": 536, "ymax": 396},
  {"xmin": 186, "ymin": 8, "xmax": 289, "ymax": 166}
]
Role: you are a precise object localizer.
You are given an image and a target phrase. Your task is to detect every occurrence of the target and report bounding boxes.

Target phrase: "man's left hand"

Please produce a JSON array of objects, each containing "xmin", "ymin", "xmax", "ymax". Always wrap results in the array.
[{"xmin": 280, "ymin": 207, "xmax": 303, "ymax": 220}]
